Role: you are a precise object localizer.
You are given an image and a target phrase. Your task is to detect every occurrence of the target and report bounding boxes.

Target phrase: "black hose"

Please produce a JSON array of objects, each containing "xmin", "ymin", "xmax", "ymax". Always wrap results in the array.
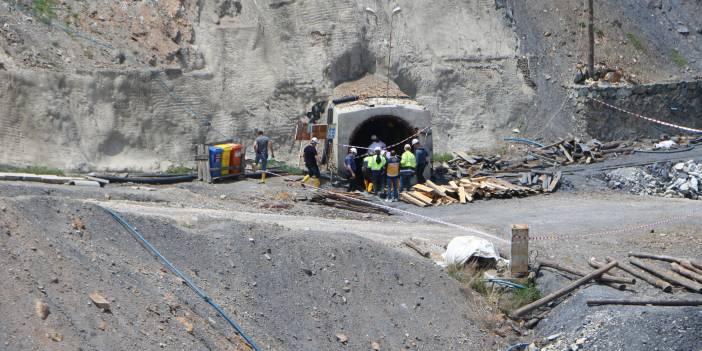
[
  {"xmin": 332, "ymin": 95, "xmax": 358, "ymax": 104},
  {"xmin": 96, "ymin": 174, "xmax": 196, "ymax": 184}
]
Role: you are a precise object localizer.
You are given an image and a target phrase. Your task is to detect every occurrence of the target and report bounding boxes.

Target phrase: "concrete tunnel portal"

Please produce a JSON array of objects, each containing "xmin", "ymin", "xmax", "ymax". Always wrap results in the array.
[
  {"xmin": 331, "ymin": 97, "xmax": 433, "ymax": 180},
  {"xmin": 348, "ymin": 115, "xmax": 415, "ymax": 153}
]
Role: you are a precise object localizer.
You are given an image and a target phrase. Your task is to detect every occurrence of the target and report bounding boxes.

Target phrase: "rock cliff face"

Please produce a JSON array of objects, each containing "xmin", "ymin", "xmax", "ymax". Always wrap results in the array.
[{"xmin": 0, "ymin": 0, "xmax": 700, "ymax": 170}]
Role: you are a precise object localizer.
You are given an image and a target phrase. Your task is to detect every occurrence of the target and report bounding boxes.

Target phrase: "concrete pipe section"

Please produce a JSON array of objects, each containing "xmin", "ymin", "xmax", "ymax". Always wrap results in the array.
[{"xmin": 332, "ymin": 97, "xmax": 432, "ymax": 181}]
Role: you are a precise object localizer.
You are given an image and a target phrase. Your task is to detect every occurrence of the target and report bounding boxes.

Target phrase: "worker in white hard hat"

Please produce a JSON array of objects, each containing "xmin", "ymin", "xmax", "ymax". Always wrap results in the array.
[
  {"xmin": 368, "ymin": 135, "xmax": 386, "ymax": 154},
  {"xmin": 301, "ymin": 137, "xmax": 321, "ymax": 187},
  {"xmin": 367, "ymin": 146, "xmax": 387, "ymax": 196},
  {"xmin": 412, "ymin": 138, "xmax": 429, "ymax": 184},
  {"xmin": 344, "ymin": 147, "xmax": 359, "ymax": 191},
  {"xmin": 400, "ymin": 143, "xmax": 417, "ymax": 191}
]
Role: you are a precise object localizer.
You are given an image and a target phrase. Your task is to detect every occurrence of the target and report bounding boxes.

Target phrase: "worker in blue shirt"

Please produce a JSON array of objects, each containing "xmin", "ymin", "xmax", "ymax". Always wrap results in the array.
[{"xmin": 344, "ymin": 147, "xmax": 358, "ymax": 191}]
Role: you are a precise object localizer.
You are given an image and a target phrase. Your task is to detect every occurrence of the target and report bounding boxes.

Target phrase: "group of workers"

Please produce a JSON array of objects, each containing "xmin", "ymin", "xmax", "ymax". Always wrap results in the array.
[
  {"xmin": 344, "ymin": 135, "xmax": 428, "ymax": 201},
  {"xmin": 252, "ymin": 130, "xmax": 429, "ymax": 199}
]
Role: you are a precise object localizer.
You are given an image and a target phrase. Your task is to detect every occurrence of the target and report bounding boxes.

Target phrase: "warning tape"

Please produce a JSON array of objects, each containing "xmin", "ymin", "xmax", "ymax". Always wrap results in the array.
[
  {"xmin": 340, "ymin": 127, "xmax": 431, "ymax": 151},
  {"xmin": 526, "ymin": 210, "xmax": 699, "ymax": 242},
  {"xmin": 590, "ymin": 97, "xmax": 702, "ymax": 134}
]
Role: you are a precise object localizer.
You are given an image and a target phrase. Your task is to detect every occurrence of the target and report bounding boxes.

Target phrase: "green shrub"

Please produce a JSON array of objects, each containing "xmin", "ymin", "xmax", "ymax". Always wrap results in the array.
[
  {"xmin": 0, "ymin": 165, "xmax": 64, "ymax": 176},
  {"xmin": 626, "ymin": 32, "xmax": 645, "ymax": 52},
  {"xmin": 507, "ymin": 282, "xmax": 542, "ymax": 311},
  {"xmin": 433, "ymin": 152, "xmax": 454, "ymax": 163},
  {"xmin": 671, "ymin": 50, "xmax": 688, "ymax": 68},
  {"xmin": 33, "ymin": 0, "xmax": 56, "ymax": 22}
]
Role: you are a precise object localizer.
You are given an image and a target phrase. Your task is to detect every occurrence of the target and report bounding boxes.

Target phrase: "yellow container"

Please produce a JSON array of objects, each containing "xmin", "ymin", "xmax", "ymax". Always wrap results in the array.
[{"xmin": 216, "ymin": 144, "xmax": 234, "ymax": 175}]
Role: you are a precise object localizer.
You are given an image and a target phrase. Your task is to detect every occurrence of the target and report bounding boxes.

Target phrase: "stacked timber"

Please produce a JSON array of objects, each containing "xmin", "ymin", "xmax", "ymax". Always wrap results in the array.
[{"xmin": 400, "ymin": 176, "xmax": 556, "ymax": 207}]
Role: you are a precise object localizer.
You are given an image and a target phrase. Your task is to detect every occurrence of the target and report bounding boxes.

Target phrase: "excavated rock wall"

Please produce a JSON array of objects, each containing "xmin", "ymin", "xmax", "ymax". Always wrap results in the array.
[
  {"xmin": 573, "ymin": 80, "xmax": 702, "ymax": 141},
  {"xmin": 0, "ymin": 0, "xmax": 535, "ymax": 171}
]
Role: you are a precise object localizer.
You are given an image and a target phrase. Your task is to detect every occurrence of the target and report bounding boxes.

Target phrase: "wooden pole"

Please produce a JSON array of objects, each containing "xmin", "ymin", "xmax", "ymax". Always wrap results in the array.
[
  {"xmin": 586, "ymin": 258, "xmax": 636, "ymax": 284},
  {"xmin": 629, "ymin": 258, "xmax": 702, "ymax": 293},
  {"xmin": 587, "ymin": 0, "xmax": 595, "ymax": 77},
  {"xmin": 605, "ymin": 257, "xmax": 672, "ymax": 293},
  {"xmin": 671, "ymin": 263, "xmax": 702, "ymax": 284},
  {"xmin": 403, "ymin": 239, "xmax": 430, "ymax": 258},
  {"xmin": 587, "ymin": 299, "xmax": 702, "ymax": 307},
  {"xmin": 511, "ymin": 260, "xmax": 618, "ymax": 318},
  {"xmin": 539, "ymin": 260, "xmax": 636, "ymax": 290},
  {"xmin": 628, "ymin": 252, "xmax": 702, "ymax": 272},
  {"xmin": 510, "ymin": 224, "xmax": 529, "ymax": 278}
]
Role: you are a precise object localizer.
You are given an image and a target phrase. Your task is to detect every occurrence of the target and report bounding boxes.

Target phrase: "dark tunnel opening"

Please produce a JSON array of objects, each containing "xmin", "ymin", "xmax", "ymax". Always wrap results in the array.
[{"xmin": 348, "ymin": 115, "xmax": 415, "ymax": 154}]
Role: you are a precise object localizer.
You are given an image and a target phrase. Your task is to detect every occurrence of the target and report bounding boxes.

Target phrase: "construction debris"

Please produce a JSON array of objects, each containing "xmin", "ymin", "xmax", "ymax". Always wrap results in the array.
[
  {"xmin": 400, "ymin": 175, "xmax": 551, "ymax": 207},
  {"xmin": 606, "ymin": 160, "xmax": 702, "ymax": 199},
  {"xmin": 309, "ymin": 191, "xmax": 390, "ymax": 215},
  {"xmin": 586, "ymin": 299, "xmax": 702, "ymax": 307},
  {"xmin": 512, "ymin": 261, "xmax": 618, "ymax": 317}
]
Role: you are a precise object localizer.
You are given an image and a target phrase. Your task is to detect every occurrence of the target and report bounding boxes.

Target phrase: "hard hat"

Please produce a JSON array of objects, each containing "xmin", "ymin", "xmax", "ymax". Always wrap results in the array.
[
  {"xmin": 404, "ymin": 144, "xmax": 411, "ymax": 150},
  {"xmin": 411, "ymin": 138, "xmax": 420, "ymax": 145},
  {"xmin": 374, "ymin": 146, "xmax": 381, "ymax": 152},
  {"xmin": 311, "ymin": 137, "xmax": 319, "ymax": 144},
  {"xmin": 350, "ymin": 147, "xmax": 358, "ymax": 154}
]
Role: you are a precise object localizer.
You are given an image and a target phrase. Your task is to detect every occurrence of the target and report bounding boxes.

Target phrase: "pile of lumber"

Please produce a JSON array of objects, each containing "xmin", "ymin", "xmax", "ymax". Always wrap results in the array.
[
  {"xmin": 441, "ymin": 140, "xmax": 632, "ymax": 179},
  {"xmin": 400, "ymin": 176, "xmax": 557, "ymax": 207},
  {"xmin": 310, "ymin": 190, "xmax": 391, "ymax": 215}
]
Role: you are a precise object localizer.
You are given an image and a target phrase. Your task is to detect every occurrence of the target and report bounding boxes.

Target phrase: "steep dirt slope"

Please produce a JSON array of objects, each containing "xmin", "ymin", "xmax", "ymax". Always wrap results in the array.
[{"xmin": 0, "ymin": 196, "xmax": 498, "ymax": 350}]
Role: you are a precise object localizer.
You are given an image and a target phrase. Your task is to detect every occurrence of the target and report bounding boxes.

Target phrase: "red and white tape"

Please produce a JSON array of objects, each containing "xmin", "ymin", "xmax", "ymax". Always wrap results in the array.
[{"xmin": 590, "ymin": 97, "xmax": 702, "ymax": 134}]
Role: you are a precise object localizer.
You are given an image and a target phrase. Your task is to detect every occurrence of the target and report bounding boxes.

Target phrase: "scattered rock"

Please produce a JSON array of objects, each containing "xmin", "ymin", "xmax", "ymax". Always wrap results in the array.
[
  {"xmin": 677, "ymin": 25, "xmax": 690, "ymax": 35},
  {"xmin": 371, "ymin": 341, "xmax": 381, "ymax": 350},
  {"xmin": 544, "ymin": 31, "xmax": 552, "ymax": 37},
  {"xmin": 335, "ymin": 333, "xmax": 348, "ymax": 343},
  {"xmin": 35, "ymin": 300, "xmax": 50, "ymax": 320},
  {"xmin": 176, "ymin": 316, "xmax": 194, "ymax": 334},
  {"xmin": 98, "ymin": 320, "xmax": 108, "ymax": 331},
  {"xmin": 46, "ymin": 331, "xmax": 63, "ymax": 342},
  {"xmin": 89, "ymin": 292, "xmax": 111, "ymax": 312}
]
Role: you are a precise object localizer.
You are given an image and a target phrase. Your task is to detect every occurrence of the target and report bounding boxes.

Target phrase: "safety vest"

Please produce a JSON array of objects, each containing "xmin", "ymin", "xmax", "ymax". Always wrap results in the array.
[
  {"xmin": 401, "ymin": 151, "xmax": 416, "ymax": 169},
  {"xmin": 368, "ymin": 155, "xmax": 387, "ymax": 171}
]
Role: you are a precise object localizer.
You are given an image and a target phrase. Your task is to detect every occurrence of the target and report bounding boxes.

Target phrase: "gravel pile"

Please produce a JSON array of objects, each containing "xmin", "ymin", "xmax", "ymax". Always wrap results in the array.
[{"xmin": 605, "ymin": 160, "xmax": 702, "ymax": 199}]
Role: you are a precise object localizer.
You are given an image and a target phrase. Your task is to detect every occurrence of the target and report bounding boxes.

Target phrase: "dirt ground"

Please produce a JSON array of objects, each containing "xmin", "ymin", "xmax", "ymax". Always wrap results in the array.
[{"xmin": 1, "ymin": 158, "xmax": 702, "ymax": 350}]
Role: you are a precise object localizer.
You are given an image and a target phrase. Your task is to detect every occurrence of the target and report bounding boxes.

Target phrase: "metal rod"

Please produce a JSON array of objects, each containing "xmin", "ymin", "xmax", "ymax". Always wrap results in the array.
[
  {"xmin": 587, "ymin": 0, "xmax": 595, "ymax": 77},
  {"xmin": 605, "ymin": 257, "xmax": 672, "ymax": 293},
  {"xmin": 511, "ymin": 260, "xmax": 617, "ymax": 318},
  {"xmin": 587, "ymin": 299, "xmax": 702, "ymax": 307},
  {"xmin": 629, "ymin": 258, "xmax": 702, "ymax": 293}
]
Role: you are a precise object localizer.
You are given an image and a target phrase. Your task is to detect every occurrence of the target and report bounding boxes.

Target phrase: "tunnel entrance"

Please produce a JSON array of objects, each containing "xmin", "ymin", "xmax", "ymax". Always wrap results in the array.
[{"xmin": 348, "ymin": 115, "xmax": 415, "ymax": 154}]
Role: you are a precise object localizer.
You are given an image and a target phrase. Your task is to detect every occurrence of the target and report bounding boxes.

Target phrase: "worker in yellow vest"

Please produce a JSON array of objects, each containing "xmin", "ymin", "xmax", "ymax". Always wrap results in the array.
[
  {"xmin": 362, "ymin": 153, "xmax": 373, "ymax": 193},
  {"xmin": 368, "ymin": 146, "xmax": 387, "ymax": 196},
  {"xmin": 400, "ymin": 144, "xmax": 416, "ymax": 192}
]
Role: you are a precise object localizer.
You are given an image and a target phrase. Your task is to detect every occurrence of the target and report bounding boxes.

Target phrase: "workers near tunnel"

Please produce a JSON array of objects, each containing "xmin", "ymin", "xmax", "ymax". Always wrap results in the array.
[
  {"xmin": 368, "ymin": 134, "xmax": 386, "ymax": 152},
  {"xmin": 253, "ymin": 130, "xmax": 274, "ymax": 184},
  {"xmin": 412, "ymin": 138, "xmax": 429, "ymax": 184},
  {"xmin": 301, "ymin": 137, "xmax": 321, "ymax": 188},
  {"xmin": 385, "ymin": 150, "xmax": 400, "ymax": 202},
  {"xmin": 344, "ymin": 147, "xmax": 358, "ymax": 191},
  {"xmin": 368, "ymin": 146, "xmax": 387, "ymax": 197},
  {"xmin": 400, "ymin": 144, "xmax": 416, "ymax": 192}
]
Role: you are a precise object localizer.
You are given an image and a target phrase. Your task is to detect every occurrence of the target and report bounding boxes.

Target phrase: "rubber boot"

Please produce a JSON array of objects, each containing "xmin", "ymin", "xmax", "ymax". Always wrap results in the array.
[
  {"xmin": 312, "ymin": 178, "xmax": 321, "ymax": 188},
  {"xmin": 302, "ymin": 175, "xmax": 310, "ymax": 184},
  {"xmin": 259, "ymin": 172, "xmax": 267, "ymax": 184}
]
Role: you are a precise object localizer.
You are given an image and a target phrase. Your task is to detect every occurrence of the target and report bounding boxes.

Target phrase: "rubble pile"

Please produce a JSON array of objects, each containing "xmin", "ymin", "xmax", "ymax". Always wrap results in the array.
[
  {"xmin": 605, "ymin": 160, "xmax": 702, "ymax": 199},
  {"xmin": 439, "ymin": 140, "xmax": 632, "ymax": 180}
]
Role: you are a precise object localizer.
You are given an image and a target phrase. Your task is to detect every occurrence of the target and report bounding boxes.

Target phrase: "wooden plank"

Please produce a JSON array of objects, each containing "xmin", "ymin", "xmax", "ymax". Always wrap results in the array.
[
  {"xmin": 559, "ymin": 144, "xmax": 574, "ymax": 163},
  {"xmin": 412, "ymin": 183, "xmax": 434, "ymax": 193},
  {"xmin": 409, "ymin": 191, "xmax": 434, "ymax": 205},
  {"xmin": 458, "ymin": 186, "xmax": 467, "ymax": 204},
  {"xmin": 403, "ymin": 239, "xmax": 430, "ymax": 257},
  {"xmin": 400, "ymin": 192, "xmax": 428, "ymax": 207},
  {"xmin": 425, "ymin": 180, "xmax": 447, "ymax": 197},
  {"xmin": 511, "ymin": 225, "xmax": 529, "ymax": 278},
  {"xmin": 546, "ymin": 171, "xmax": 562, "ymax": 193}
]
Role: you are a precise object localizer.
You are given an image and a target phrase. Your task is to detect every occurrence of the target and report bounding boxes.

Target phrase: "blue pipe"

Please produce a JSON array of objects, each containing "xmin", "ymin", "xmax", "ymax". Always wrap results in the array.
[
  {"xmin": 503, "ymin": 137, "xmax": 545, "ymax": 148},
  {"xmin": 101, "ymin": 206, "xmax": 262, "ymax": 351}
]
